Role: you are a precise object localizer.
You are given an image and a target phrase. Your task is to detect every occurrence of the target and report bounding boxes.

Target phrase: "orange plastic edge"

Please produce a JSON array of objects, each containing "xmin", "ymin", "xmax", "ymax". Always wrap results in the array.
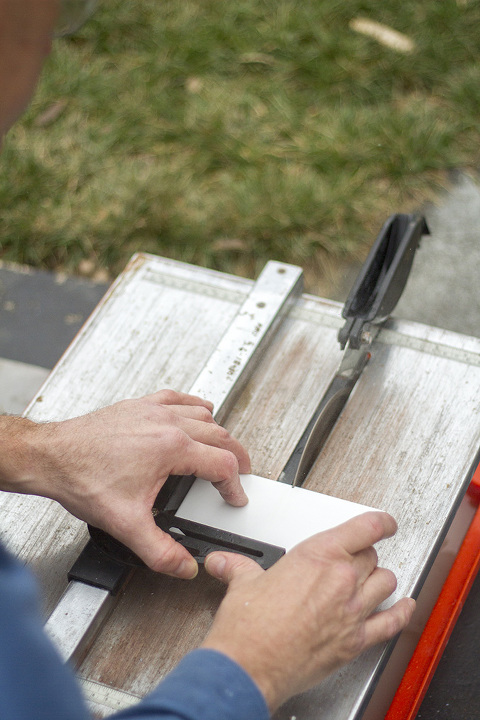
[{"xmin": 385, "ymin": 464, "xmax": 480, "ymax": 720}]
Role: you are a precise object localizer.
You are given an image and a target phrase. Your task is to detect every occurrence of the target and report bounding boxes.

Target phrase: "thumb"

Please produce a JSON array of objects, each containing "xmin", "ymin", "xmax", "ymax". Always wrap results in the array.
[
  {"xmin": 114, "ymin": 510, "xmax": 199, "ymax": 579},
  {"xmin": 205, "ymin": 551, "xmax": 264, "ymax": 584}
]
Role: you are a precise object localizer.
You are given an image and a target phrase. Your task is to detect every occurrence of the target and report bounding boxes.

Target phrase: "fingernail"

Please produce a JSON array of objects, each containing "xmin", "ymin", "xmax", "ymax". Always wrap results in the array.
[
  {"xmin": 177, "ymin": 557, "xmax": 198, "ymax": 580},
  {"xmin": 229, "ymin": 494, "xmax": 248, "ymax": 508},
  {"xmin": 237, "ymin": 488, "xmax": 249, "ymax": 506},
  {"xmin": 222, "ymin": 487, "xmax": 248, "ymax": 507}
]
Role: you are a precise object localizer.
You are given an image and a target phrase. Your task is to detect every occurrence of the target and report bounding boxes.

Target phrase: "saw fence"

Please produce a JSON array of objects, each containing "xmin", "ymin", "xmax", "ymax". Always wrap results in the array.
[{"xmin": 1, "ymin": 251, "xmax": 480, "ymax": 719}]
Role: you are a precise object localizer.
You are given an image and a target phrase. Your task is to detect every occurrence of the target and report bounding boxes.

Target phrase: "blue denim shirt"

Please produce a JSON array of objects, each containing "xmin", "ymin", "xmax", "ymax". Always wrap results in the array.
[{"xmin": 0, "ymin": 542, "xmax": 269, "ymax": 720}]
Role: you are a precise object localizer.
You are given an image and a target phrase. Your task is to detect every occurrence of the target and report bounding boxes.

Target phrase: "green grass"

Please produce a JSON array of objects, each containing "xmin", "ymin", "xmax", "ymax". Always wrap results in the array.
[{"xmin": 1, "ymin": 0, "xmax": 480, "ymax": 289}]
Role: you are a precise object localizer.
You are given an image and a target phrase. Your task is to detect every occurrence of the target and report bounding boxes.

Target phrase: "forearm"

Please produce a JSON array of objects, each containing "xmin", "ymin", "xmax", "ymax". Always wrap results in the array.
[
  {"xmin": 0, "ymin": 391, "xmax": 250, "ymax": 576},
  {"xmin": 0, "ymin": 415, "xmax": 52, "ymax": 497}
]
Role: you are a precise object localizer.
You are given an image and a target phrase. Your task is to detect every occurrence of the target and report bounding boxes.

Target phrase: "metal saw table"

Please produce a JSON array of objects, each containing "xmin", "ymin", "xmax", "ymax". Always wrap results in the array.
[{"xmin": 1, "ymin": 253, "xmax": 480, "ymax": 719}]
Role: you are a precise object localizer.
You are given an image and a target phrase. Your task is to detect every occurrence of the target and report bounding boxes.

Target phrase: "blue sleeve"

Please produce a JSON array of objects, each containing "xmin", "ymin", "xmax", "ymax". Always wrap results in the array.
[
  {"xmin": 0, "ymin": 542, "xmax": 89, "ymax": 720},
  {"xmin": 112, "ymin": 649, "xmax": 270, "ymax": 720},
  {"xmin": 0, "ymin": 542, "xmax": 270, "ymax": 720}
]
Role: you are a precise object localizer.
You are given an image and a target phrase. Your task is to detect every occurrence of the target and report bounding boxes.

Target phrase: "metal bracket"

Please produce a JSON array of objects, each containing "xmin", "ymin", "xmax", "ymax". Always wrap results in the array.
[{"xmin": 88, "ymin": 515, "xmax": 285, "ymax": 575}]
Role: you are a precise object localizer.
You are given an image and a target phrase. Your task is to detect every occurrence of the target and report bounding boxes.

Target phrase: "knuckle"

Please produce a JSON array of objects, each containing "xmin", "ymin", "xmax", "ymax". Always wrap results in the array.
[
  {"xmin": 365, "ymin": 513, "xmax": 385, "ymax": 540},
  {"xmin": 218, "ymin": 449, "xmax": 239, "ymax": 479},
  {"xmin": 149, "ymin": 538, "xmax": 181, "ymax": 573},
  {"xmin": 315, "ymin": 534, "xmax": 341, "ymax": 559},
  {"xmin": 160, "ymin": 425, "xmax": 189, "ymax": 451},
  {"xmin": 335, "ymin": 562, "xmax": 358, "ymax": 591},
  {"xmin": 295, "ymin": 534, "xmax": 344, "ymax": 569},
  {"xmin": 383, "ymin": 610, "xmax": 402, "ymax": 639},
  {"xmin": 383, "ymin": 568, "xmax": 398, "ymax": 594},
  {"xmin": 156, "ymin": 389, "xmax": 178, "ymax": 405},
  {"xmin": 345, "ymin": 630, "xmax": 365, "ymax": 659},
  {"xmin": 197, "ymin": 405, "xmax": 213, "ymax": 422},
  {"xmin": 214, "ymin": 424, "xmax": 232, "ymax": 445},
  {"xmin": 229, "ymin": 554, "xmax": 261, "ymax": 579},
  {"xmin": 345, "ymin": 592, "xmax": 364, "ymax": 618}
]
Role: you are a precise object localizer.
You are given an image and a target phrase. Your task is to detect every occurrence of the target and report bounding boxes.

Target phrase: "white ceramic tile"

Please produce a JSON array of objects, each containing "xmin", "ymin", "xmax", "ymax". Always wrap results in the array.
[{"xmin": 177, "ymin": 473, "xmax": 377, "ymax": 551}]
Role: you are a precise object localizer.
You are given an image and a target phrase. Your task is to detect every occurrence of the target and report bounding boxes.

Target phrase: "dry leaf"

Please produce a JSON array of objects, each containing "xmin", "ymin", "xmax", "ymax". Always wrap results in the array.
[
  {"xmin": 185, "ymin": 77, "xmax": 203, "ymax": 94},
  {"xmin": 211, "ymin": 238, "xmax": 248, "ymax": 252},
  {"xmin": 34, "ymin": 99, "xmax": 68, "ymax": 127},
  {"xmin": 78, "ymin": 258, "xmax": 96, "ymax": 276},
  {"xmin": 239, "ymin": 52, "xmax": 275, "ymax": 66},
  {"xmin": 349, "ymin": 17, "xmax": 416, "ymax": 54},
  {"xmin": 93, "ymin": 268, "xmax": 111, "ymax": 283},
  {"xmin": 64, "ymin": 313, "xmax": 84, "ymax": 325}
]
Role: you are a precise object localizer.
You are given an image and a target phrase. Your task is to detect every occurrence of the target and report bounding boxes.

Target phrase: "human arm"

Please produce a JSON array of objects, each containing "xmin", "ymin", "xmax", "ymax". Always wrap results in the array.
[
  {"xmin": 0, "ymin": 540, "xmax": 265, "ymax": 720},
  {"xmin": 111, "ymin": 650, "xmax": 269, "ymax": 720},
  {"xmin": 0, "ymin": 389, "xmax": 250, "ymax": 578},
  {"xmin": 202, "ymin": 511, "xmax": 415, "ymax": 713},
  {"xmin": 0, "ymin": 513, "xmax": 413, "ymax": 720},
  {"xmin": 114, "ymin": 513, "xmax": 414, "ymax": 719}
]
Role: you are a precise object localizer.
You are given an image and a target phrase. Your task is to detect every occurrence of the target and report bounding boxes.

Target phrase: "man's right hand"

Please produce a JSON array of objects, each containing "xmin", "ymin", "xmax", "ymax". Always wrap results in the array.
[{"xmin": 202, "ymin": 511, "xmax": 415, "ymax": 712}]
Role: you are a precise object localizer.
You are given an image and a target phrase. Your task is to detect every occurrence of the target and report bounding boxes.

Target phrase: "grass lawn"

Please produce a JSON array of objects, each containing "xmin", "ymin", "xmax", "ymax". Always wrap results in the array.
[{"xmin": 1, "ymin": 0, "xmax": 479, "ymax": 290}]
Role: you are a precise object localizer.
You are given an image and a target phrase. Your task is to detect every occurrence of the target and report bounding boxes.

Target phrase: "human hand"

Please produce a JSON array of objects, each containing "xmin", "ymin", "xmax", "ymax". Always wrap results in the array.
[
  {"xmin": 9, "ymin": 390, "xmax": 250, "ymax": 578},
  {"xmin": 202, "ymin": 511, "xmax": 415, "ymax": 712}
]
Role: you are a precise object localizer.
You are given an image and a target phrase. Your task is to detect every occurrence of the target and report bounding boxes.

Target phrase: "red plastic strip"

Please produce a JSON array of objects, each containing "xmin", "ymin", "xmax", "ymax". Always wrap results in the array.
[{"xmin": 385, "ymin": 465, "xmax": 480, "ymax": 720}]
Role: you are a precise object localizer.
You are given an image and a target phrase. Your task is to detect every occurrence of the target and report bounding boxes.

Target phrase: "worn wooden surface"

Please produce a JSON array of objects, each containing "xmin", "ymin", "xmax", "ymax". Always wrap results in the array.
[{"xmin": 1, "ymin": 253, "xmax": 480, "ymax": 719}]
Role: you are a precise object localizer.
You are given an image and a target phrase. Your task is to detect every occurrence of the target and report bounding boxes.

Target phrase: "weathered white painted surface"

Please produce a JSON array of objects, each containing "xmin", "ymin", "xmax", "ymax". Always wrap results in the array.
[{"xmin": 1, "ymin": 252, "xmax": 480, "ymax": 719}]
